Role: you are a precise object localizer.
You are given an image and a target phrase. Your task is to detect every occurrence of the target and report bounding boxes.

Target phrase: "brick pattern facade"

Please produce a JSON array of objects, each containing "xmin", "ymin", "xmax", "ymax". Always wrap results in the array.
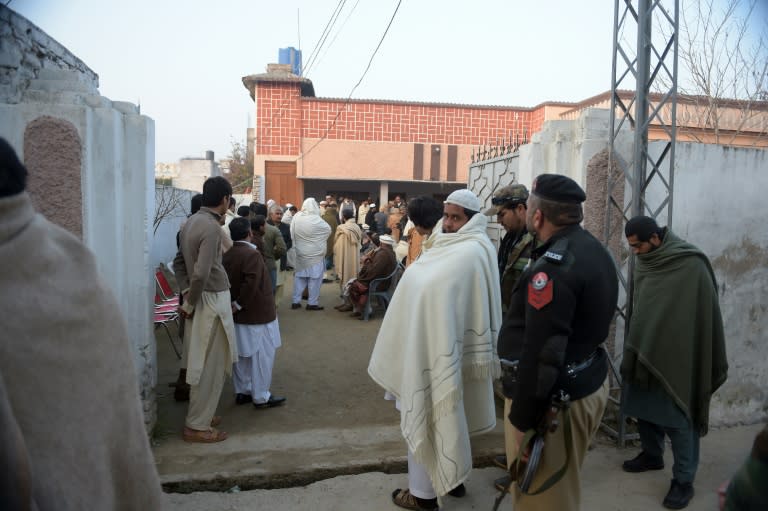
[
  {"xmin": 256, "ymin": 82, "xmax": 302, "ymax": 155},
  {"xmin": 301, "ymin": 99, "xmax": 534, "ymax": 147}
]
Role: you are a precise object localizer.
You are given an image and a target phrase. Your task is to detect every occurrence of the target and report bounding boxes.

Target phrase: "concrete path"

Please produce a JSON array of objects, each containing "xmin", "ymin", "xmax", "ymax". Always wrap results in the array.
[{"xmin": 154, "ymin": 273, "xmax": 760, "ymax": 510}]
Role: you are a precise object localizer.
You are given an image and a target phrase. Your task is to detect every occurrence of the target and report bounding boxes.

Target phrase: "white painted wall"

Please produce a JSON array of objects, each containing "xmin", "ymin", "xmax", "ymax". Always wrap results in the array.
[
  {"xmin": 1, "ymin": 5, "xmax": 158, "ymax": 429},
  {"xmin": 470, "ymin": 109, "xmax": 768, "ymax": 426}
]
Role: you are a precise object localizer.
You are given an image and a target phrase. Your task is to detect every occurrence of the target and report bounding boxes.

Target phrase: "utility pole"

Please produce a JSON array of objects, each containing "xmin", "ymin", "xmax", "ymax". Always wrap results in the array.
[{"xmin": 605, "ymin": 0, "xmax": 679, "ymax": 447}]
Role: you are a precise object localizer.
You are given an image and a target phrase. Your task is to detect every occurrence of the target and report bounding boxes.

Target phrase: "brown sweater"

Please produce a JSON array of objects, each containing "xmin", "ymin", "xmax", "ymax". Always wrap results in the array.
[
  {"xmin": 223, "ymin": 241, "xmax": 277, "ymax": 324},
  {"xmin": 358, "ymin": 244, "xmax": 398, "ymax": 289},
  {"xmin": 173, "ymin": 207, "xmax": 230, "ymax": 310}
]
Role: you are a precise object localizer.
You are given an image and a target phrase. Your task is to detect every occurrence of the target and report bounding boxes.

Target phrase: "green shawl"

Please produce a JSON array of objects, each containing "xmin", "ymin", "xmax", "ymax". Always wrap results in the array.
[{"xmin": 622, "ymin": 229, "xmax": 728, "ymax": 435}]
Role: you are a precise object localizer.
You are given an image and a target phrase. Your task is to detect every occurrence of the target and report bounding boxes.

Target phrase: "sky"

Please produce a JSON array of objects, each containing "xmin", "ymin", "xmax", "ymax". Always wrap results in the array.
[{"xmin": 8, "ymin": 0, "xmax": 765, "ymax": 164}]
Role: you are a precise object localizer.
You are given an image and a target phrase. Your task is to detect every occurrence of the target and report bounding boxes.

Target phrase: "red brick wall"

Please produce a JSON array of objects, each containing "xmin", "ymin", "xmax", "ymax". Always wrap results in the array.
[
  {"xmin": 256, "ymin": 82, "xmax": 302, "ymax": 155},
  {"xmin": 301, "ymin": 98, "xmax": 534, "ymax": 146}
]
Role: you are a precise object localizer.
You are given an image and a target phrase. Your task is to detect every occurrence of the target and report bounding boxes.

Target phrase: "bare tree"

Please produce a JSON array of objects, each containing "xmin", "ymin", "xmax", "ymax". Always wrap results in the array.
[
  {"xmin": 664, "ymin": 0, "xmax": 768, "ymax": 145},
  {"xmin": 153, "ymin": 183, "xmax": 188, "ymax": 235},
  {"xmin": 225, "ymin": 138, "xmax": 254, "ymax": 194}
]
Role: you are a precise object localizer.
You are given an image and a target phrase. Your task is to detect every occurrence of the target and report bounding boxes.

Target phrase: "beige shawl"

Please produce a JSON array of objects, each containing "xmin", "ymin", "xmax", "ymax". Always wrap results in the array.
[
  {"xmin": 334, "ymin": 219, "xmax": 362, "ymax": 285},
  {"xmin": 0, "ymin": 193, "xmax": 162, "ymax": 510},
  {"xmin": 368, "ymin": 213, "xmax": 501, "ymax": 496}
]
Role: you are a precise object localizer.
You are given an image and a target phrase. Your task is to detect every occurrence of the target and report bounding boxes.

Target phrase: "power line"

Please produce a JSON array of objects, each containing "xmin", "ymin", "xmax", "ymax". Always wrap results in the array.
[
  {"xmin": 313, "ymin": 0, "xmax": 363, "ymax": 74},
  {"xmin": 302, "ymin": 0, "xmax": 348, "ymax": 77},
  {"xmin": 299, "ymin": 0, "xmax": 403, "ymax": 161}
]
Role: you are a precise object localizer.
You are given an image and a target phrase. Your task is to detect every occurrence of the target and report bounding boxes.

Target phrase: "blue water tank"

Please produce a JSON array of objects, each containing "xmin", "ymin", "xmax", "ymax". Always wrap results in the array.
[{"xmin": 278, "ymin": 47, "xmax": 302, "ymax": 76}]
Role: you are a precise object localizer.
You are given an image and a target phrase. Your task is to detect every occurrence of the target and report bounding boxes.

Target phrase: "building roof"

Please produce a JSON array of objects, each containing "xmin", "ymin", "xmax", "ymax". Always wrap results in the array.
[{"xmin": 242, "ymin": 64, "xmax": 315, "ymax": 100}]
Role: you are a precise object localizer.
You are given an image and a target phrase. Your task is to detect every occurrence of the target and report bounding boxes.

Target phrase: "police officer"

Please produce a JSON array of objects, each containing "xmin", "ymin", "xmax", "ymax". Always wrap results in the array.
[
  {"xmin": 485, "ymin": 184, "xmax": 536, "ymax": 490},
  {"xmin": 498, "ymin": 173, "xmax": 618, "ymax": 511}
]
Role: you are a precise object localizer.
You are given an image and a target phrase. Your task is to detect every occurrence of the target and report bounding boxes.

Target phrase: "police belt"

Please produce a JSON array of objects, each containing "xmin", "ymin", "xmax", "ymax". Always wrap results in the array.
[{"xmin": 500, "ymin": 349, "xmax": 598, "ymax": 382}]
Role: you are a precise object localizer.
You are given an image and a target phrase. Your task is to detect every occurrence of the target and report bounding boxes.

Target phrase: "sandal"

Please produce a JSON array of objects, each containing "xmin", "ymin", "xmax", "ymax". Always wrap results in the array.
[
  {"xmin": 182, "ymin": 427, "xmax": 228, "ymax": 443},
  {"xmin": 391, "ymin": 488, "xmax": 438, "ymax": 510},
  {"xmin": 210, "ymin": 416, "xmax": 222, "ymax": 427}
]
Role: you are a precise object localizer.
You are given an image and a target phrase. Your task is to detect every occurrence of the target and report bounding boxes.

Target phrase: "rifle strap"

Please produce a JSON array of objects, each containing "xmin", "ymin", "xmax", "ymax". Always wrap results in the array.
[
  {"xmin": 491, "ymin": 428, "xmax": 536, "ymax": 511},
  {"xmin": 524, "ymin": 405, "xmax": 572, "ymax": 496}
]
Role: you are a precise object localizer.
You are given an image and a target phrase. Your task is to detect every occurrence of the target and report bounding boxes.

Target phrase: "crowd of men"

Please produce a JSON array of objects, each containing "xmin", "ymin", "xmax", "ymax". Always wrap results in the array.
[{"xmin": 0, "ymin": 131, "xmax": 742, "ymax": 510}]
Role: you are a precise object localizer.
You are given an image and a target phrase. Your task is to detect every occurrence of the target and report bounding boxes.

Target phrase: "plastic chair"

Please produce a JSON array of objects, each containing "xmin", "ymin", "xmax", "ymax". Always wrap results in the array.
[
  {"xmin": 363, "ymin": 262, "xmax": 405, "ymax": 321},
  {"xmin": 154, "ymin": 311, "xmax": 181, "ymax": 359}
]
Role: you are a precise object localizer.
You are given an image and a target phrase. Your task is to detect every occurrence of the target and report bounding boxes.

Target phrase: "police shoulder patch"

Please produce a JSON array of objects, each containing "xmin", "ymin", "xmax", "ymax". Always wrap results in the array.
[{"xmin": 528, "ymin": 272, "xmax": 553, "ymax": 309}]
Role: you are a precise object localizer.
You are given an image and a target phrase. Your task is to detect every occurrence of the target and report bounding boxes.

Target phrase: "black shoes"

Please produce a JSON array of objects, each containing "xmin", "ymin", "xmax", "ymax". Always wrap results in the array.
[
  {"xmin": 235, "ymin": 393, "xmax": 252, "ymax": 405},
  {"xmin": 306, "ymin": 304, "xmax": 324, "ymax": 311},
  {"xmin": 663, "ymin": 479, "xmax": 694, "ymax": 509},
  {"xmin": 622, "ymin": 451, "xmax": 665, "ymax": 472},
  {"xmin": 291, "ymin": 303, "xmax": 301, "ymax": 309},
  {"xmin": 447, "ymin": 483, "xmax": 465, "ymax": 498},
  {"xmin": 253, "ymin": 395, "xmax": 286, "ymax": 408}
]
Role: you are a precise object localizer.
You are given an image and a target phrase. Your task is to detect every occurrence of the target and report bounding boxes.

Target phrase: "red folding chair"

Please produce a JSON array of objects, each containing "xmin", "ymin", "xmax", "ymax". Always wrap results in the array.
[{"xmin": 155, "ymin": 269, "xmax": 179, "ymax": 304}]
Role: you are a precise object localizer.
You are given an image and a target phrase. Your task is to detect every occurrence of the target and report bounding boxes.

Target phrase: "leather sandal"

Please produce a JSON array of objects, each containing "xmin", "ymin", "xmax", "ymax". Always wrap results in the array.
[
  {"xmin": 182, "ymin": 427, "xmax": 228, "ymax": 443},
  {"xmin": 391, "ymin": 488, "xmax": 438, "ymax": 510}
]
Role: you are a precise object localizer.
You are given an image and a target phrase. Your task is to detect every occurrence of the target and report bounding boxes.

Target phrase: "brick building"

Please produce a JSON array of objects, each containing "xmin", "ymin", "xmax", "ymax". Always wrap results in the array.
[
  {"xmin": 242, "ymin": 64, "xmax": 572, "ymax": 206},
  {"xmin": 243, "ymin": 63, "xmax": 768, "ymax": 206}
]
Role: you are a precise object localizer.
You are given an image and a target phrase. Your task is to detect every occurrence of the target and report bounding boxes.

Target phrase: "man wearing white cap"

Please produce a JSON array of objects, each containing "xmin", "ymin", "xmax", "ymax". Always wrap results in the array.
[{"xmin": 369, "ymin": 189, "xmax": 502, "ymax": 510}]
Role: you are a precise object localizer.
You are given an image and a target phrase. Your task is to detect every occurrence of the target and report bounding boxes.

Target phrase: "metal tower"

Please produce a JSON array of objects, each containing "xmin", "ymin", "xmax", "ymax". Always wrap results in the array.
[{"xmin": 605, "ymin": 0, "xmax": 679, "ymax": 446}]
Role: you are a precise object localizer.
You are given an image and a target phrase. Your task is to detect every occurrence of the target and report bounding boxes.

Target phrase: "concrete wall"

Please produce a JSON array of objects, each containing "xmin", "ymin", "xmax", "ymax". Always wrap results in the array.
[
  {"xmin": 1, "ymin": 5, "xmax": 158, "ymax": 431},
  {"xmin": 649, "ymin": 143, "xmax": 768, "ymax": 426},
  {"xmin": 173, "ymin": 154, "xmax": 220, "ymax": 193},
  {"xmin": 469, "ymin": 108, "xmax": 768, "ymax": 426}
]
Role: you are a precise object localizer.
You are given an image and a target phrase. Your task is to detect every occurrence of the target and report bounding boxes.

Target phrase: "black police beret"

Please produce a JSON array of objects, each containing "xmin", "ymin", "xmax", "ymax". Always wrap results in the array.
[{"xmin": 531, "ymin": 174, "xmax": 586, "ymax": 204}]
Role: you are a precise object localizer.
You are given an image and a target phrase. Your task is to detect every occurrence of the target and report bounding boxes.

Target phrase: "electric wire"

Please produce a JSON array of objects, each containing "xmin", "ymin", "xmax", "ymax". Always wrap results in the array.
[{"xmin": 299, "ymin": 0, "xmax": 403, "ymax": 161}]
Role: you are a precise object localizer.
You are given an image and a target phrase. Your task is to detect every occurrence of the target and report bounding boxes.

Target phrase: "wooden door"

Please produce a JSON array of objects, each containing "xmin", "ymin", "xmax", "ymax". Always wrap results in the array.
[{"xmin": 265, "ymin": 161, "xmax": 302, "ymax": 206}]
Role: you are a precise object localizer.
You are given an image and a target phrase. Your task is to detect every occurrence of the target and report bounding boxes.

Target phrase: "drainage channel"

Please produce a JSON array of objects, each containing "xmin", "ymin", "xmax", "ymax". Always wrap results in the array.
[{"xmin": 162, "ymin": 453, "xmax": 500, "ymax": 494}]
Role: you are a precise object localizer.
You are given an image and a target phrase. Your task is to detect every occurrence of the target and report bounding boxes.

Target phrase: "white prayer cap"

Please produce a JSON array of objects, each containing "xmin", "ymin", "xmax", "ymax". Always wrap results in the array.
[
  {"xmin": 444, "ymin": 189, "xmax": 481, "ymax": 212},
  {"xmin": 369, "ymin": 203, "xmax": 376, "ymax": 208},
  {"xmin": 379, "ymin": 234, "xmax": 395, "ymax": 246},
  {"xmin": 285, "ymin": 203, "xmax": 294, "ymax": 208}
]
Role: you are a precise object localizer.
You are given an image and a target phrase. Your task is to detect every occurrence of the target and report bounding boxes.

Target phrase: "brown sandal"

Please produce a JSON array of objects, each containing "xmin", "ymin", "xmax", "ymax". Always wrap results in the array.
[
  {"xmin": 182, "ymin": 427, "xmax": 228, "ymax": 443},
  {"xmin": 391, "ymin": 488, "xmax": 438, "ymax": 510}
]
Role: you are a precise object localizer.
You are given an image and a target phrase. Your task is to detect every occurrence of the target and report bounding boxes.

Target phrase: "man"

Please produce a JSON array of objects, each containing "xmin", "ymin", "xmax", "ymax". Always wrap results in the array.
[
  {"xmin": 345, "ymin": 233, "xmax": 398, "ymax": 318},
  {"xmin": 357, "ymin": 198, "xmax": 371, "ymax": 228},
  {"xmin": 173, "ymin": 176, "xmax": 238, "ymax": 443},
  {"xmin": 290, "ymin": 198, "xmax": 332, "ymax": 310},
  {"xmin": 322, "ymin": 201, "xmax": 339, "ymax": 282},
  {"xmin": 369, "ymin": 189, "xmax": 502, "ymax": 510},
  {"xmin": 333, "ymin": 208, "xmax": 363, "ymax": 309},
  {"xmin": 497, "ymin": 174, "xmax": 617, "ymax": 511},
  {"xmin": 0, "ymin": 138, "xmax": 163, "ymax": 509},
  {"xmin": 403, "ymin": 196, "xmax": 443, "ymax": 266},
  {"xmin": 268, "ymin": 204, "xmax": 292, "ymax": 305},
  {"xmin": 223, "ymin": 218, "xmax": 286, "ymax": 409},
  {"xmin": 373, "ymin": 204, "xmax": 389, "ymax": 235},
  {"xmin": 224, "ymin": 197, "xmax": 236, "ymax": 226},
  {"xmin": 339, "ymin": 196, "xmax": 356, "ymax": 223},
  {"xmin": 484, "ymin": 184, "xmax": 536, "ymax": 490},
  {"xmin": 251, "ymin": 202, "xmax": 287, "ymax": 293},
  {"xmin": 621, "ymin": 215, "xmax": 728, "ymax": 510}
]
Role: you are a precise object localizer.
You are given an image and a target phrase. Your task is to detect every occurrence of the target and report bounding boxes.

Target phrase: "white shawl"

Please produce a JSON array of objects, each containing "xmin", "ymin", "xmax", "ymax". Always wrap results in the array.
[
  {"xmin": 368, "ymin": 213, "xmax": 502, "ymax": 496},
  {"xmin": 290, "ymin": 198, "xmax": 331, "ymax": 271}
]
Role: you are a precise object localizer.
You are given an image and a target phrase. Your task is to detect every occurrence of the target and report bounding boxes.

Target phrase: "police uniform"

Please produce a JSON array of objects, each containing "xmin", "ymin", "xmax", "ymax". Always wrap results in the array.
[{"xmin": 498, "ymin": 174, "xmax": 618, "ymax": 511}]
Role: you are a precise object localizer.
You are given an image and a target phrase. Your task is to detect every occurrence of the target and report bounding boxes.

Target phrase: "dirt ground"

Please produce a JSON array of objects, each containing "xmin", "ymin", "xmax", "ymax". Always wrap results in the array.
[
  {"xmin": 152, "ymin": 271, "xmax": 507, "ymax": 491},
  {"xmin": 154, "ymin": 272, "xmax": 396, "ymax": 438}
]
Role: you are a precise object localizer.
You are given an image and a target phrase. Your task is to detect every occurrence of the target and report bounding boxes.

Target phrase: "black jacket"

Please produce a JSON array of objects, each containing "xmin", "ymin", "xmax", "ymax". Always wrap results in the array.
[{"xmin": 499, "ymin": 224, "xmax": 618, "ymax": 431}]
